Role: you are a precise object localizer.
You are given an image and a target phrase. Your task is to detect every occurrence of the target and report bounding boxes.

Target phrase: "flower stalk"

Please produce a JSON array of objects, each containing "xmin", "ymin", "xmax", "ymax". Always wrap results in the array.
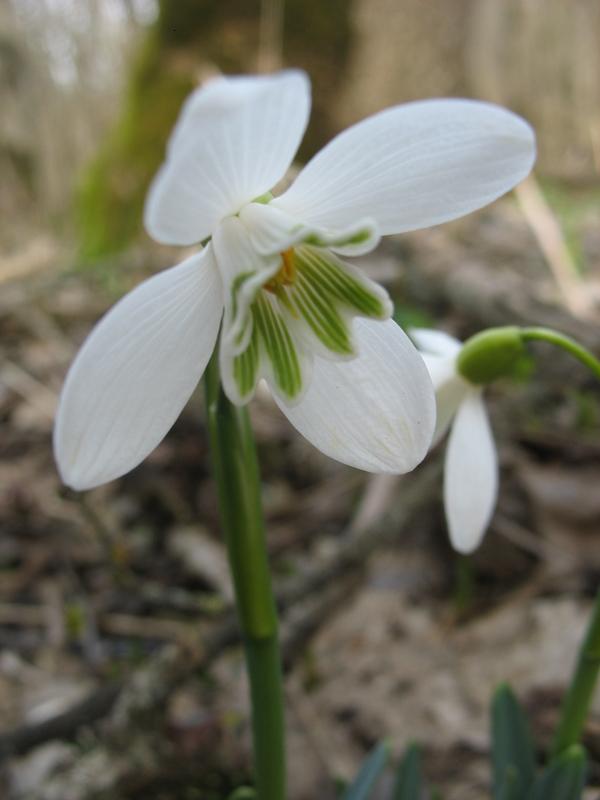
[
  {"xmin": 520, "ymin": 327, "xmax": 600, "ymax": 381},
  {"xmin": 204, "ymin": 349, "xmax": 286, "ymax": 800},
  {"xmin": 551, "ymin": 589, "xmax": 600, "ymax": 757}
]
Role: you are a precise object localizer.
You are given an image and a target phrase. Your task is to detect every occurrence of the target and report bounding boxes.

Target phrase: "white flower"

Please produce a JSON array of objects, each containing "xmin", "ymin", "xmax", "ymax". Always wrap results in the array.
[
  {"xmin": 54, "ymin": 70, "xmax": 535, "ymax": 490},
  {"xmin": 412, "ymin": 329, "xmax": 499, "ymax": 554}
]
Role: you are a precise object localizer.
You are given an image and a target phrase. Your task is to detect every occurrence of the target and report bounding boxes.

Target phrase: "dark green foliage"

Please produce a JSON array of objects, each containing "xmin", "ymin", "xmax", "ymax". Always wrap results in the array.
[
  {"xmin": 392, "ymin": 742, "xmax": 424, "ymax": 800},
  {"xmin": 491, "ymin": 684, "xmax": 536, "ymax": 800},
  {"xmin": 496, "ymin": 768, "xmax": 522, "ymax": 800},
  {"xmin": 528, "ymin": 745, "xmax": 587, "ymax": 800},
  {"xmin": 342, "ymin": 741, "xmax": 390, "ymax": 800},
  {"xmin": 227, "ymin": 789, "xmax": 256, "ymax": 800},
  {"xmin": 341, "ymin": 678, "xmax": 591, "ymax": 799}
]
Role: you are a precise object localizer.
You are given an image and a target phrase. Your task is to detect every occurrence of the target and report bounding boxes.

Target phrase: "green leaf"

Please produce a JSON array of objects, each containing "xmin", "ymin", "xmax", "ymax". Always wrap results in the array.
[
  {"xmin": 528, "ymin": 745, "xmax": 587, "ymax": 800},
  {"xmin": 392, "ymin": 742, "xmax": 424, "ymax": 800},
  {"xmin": 342, "ymin": 741, "xmax": 390, "ymax": 800},
  {"xmin": 498, "ymin": 767, "xmax": 524, "ymax": 800},
  {"xmin": 491, "ymin": 684, "xmax": 536, "ymax": 800},
  {"xmin": 227, "ymin": 789, "xmax": 256, "ymax": 800}
]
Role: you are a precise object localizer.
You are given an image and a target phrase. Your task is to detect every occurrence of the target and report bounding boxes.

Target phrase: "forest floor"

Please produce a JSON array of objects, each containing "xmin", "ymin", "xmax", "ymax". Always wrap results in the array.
[{"xmin": 1, "ymin": 193, "xmax": 600, "ymax": 800}]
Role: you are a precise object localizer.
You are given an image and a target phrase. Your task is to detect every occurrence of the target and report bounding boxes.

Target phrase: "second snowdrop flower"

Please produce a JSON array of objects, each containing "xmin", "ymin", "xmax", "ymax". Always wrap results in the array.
[{"xmin": 412, "ymin": 329, "xmax": 501, "ymax": 554}]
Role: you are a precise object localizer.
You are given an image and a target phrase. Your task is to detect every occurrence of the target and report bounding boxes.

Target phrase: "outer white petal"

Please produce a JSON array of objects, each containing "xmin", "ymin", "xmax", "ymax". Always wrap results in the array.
[
  {"xmin": 145, "ymin": 70, "xmax": 311, "ymax": 246},
  {"xmin": 411, "ymin": 327, "xmax": 462, "ymax": 357},
  {"xmin": 273, "ymin": 99, "xmax": 535, "ymax": 235},
  {"xmin": 274, "ymin": 318, "xmax": 436, "ymax": 473},
  {"xmin": 54, "ymin": 249, "xmax": 223, "ymax": 490},
  {"xmin": 421, "ymin": 354, "xmax": 468, "ymax": 446},
  {"xmin": 167, "ymin": 74, "xmax": 301, "ymax": 158},
  {"xmin": 444, "ymin": 390, "xmax": 498, "ymax": 553}
]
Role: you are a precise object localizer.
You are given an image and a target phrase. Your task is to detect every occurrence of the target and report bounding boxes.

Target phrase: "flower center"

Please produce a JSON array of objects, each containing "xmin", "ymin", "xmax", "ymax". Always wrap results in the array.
[{"xmin": 264, "ymin": 248, "xmax": 296, "ymax": 294}]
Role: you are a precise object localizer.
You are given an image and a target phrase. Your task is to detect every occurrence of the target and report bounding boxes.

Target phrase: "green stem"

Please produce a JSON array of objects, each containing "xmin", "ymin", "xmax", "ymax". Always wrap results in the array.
[
  {"xmin": 454, "ymin": 554, "xmax": 474, "ymax": 616},
  {"xmin": 551, "ymin": 590, "xmax": 600, "ymax": 757},
  {"xmin": 520, "ymin": 327, "xmax": 600, "ymax": 381},
  {"xmin": 205, "ymin": 350, "xmax": 286, "ymax": 800}
]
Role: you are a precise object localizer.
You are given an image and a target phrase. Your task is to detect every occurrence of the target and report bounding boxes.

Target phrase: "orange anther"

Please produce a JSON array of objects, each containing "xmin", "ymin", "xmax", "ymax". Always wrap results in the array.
[{"xmin": 264, "ymin": 248, "xmax": 296, "ymax": 294}]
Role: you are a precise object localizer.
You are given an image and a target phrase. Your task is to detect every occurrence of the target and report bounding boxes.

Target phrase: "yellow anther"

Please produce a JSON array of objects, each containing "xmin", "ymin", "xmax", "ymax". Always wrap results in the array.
[{"xmin": 265, "ymin": 248, "xmax": 296, "ymax": 294}]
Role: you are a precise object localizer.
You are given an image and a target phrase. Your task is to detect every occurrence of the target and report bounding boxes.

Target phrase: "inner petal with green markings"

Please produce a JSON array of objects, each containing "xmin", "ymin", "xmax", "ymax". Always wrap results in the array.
[{"xmin": 214, "ymin": 208, "xmax": 392, "ymax": 407}]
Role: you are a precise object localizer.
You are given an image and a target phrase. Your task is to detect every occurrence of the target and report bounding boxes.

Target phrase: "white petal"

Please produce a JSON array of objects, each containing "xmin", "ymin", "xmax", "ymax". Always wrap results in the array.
[
  {"xmin": 444, "ymin": 391, "xmax": 498, "ymax": 553},
  {"xmin": 213, "ymin": 216, "xmax": 280, "ymax": 356},
  {"xmin": 411, "ymin": 327, "xmax": 462, "ymax": 357},
  {"xmin": 239, "ymin": 202, "xmax": 380, "ymax": 257},
  {"xmin": 421, "ymin": 354, "xmax": 468, "ymax": 446},
  {"xmin": 274, "ymin": 318, "xmax": 436, "ymax": 473},
  {"xmin": 54, "ymin": 249, "xmax": 223, "ymax": 490},
  {"xmin": 273, "ymin": 99, "xmax": 535, "ymax": 235},
  {"xmin": 145, "ymin": 70, "xmax": 311, "ymax": 246},
  {"xmin": 167, "ymin": 74, "xmax": 299, "ymax": 158}
]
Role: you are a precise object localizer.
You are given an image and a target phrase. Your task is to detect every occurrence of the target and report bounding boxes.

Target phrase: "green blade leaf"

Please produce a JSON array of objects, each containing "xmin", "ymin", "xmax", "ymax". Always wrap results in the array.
[
  {"xmin": 228, "ymin": 789, "xmax": 256, "ymax": 800},
  {"xmin": 492, "ymin": 683, "xmax": 536, "ymax": 799},
  {"xmin": 392, "ymin": 742, "xmax": 424, "ymax": 800},
  {"xmin": 342, "ymin": 741, "xmax": 390, "ymax": 800},
  {"xmin": 528, "ymin": 745, "xmax": 587, "ymax": 800},
  {"xmin": 498, "ymin": 766, "xmax": 524, "ymax": 800}
]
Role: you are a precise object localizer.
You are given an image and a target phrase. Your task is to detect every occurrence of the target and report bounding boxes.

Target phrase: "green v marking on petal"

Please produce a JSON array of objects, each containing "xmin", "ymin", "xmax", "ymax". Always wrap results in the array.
[
  {"xmin": 303, "ymin": 227, "xmax": 372, "ymax": 248},
  {"xmin": 295, "ymin": 245, "xmax": 388, "ymax": 319},
  {"xmin": 277, "ymin": 245, "xmax": 390, "ymax": 356},
  {"xmin": 292, "ymin": 272, "xmax": 354, "ymax": 355},
  {"xmin": 230, "ymin": 270, "xmax": 257, "ymax": 347},
  {"xmin": 232, "ymin": 320, "xmax": 260, "ymax": 398},
  {"xmin": 254, "ymin": 294, "xmax": 303, "ymax": 399},
  {"xmin": 231, "ymin": 295, "xmax": 304, "ymax": 402}
]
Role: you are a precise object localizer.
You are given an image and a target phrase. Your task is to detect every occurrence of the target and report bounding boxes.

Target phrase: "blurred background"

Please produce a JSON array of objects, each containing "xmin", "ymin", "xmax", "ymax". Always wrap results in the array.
[{"xmin": 1, "ymin": 1, "xmax": 599, "ymax": 798}]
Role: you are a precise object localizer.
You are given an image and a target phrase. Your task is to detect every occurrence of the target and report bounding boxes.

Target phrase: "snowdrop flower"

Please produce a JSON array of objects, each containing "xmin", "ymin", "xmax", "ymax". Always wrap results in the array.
[
  {"xmin": 54, "ymin": 70, "xmax": 535, "ymax": 490},
  {"xmin": 412, "ymin": 329, "xmax": 500, "ymax": 554}
]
